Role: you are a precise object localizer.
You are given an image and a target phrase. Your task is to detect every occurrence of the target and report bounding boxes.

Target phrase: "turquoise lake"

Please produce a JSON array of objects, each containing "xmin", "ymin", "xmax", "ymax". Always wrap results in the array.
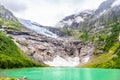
[{"xmin": 0, "ymin": 68, "xmax": 120, "ymax": 80}]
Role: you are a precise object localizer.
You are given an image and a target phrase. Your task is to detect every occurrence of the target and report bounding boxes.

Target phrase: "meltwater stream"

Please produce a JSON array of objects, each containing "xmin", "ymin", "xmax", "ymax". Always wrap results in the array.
[{"xmin": 0, "ymin": 68, "xmax": 120, "ymax": 80}]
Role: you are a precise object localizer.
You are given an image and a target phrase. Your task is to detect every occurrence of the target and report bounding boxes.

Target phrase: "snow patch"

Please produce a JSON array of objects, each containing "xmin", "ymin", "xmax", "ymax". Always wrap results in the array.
[
  {"xmin": 75, "ymin": 10, "xmax": 94, "ymax": 17},
  {"xmin": 44, "ymin": 56, "xmax": 80, "ymax": 67},
  {"xmin": 112, "ymin": 0, "xmax": 120, "ymax": 7},
  {"xmin": 98, "ymin": 26, "xmax": 105, "ymax": 29},
  {"xmin": 56, "ymin": 19, "xmax": 73, "ymax": 27},
  {"xmin": 81, "ymin": 56, "xmax": 90, "ymax": 63},
  {"xmin": 75, "ymin": 17, "xmax": 84, "ymax": 23},
  {"xmin": 64, "ymin": 19, "xmax": 73, "ymax": 26},
  {"xmin": 82, "ymin": 10, "xmax": 94, "ymax": 14}
]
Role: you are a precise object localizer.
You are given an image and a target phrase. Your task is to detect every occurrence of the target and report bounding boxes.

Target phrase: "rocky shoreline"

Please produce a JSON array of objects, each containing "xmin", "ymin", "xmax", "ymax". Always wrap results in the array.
[{"xmin": 0, "ymin": 77, "xmax": 27, "ymax": 80}]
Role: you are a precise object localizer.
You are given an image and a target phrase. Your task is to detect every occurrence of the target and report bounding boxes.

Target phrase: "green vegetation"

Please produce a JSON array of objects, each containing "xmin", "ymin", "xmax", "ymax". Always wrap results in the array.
[
  {"xmin": 16, "ymin": 40, "xmax": 28, "ymax": 46},
  {"xmin": 0, "ymin": 77, "xmax": 17, "ymax": 80},
  {"xmin": 60, "ymin": 27, "xmax": 75, "ymax": 36},
  {"xmin": 79, "ymin": 32, "xmax": 88, "ymax": 41},
  {"xmin": 4, "ymin": 20, "xmax": 23, "ymax": 31},
  {"xmin": 60, "ymin": 27, "xmax": 80, "ymax": 39},
  {"xmin": 0, "ymin": 31, "xmax": 43, "ymax": 69},
  {"xmin": 83, "ymin": 42, "xmax": 120, "ymax": 68},
  {"xmin": 83, "ymin": 22, "xmax": 120, "ymax": 69},
  {"xmin": 0, "ymin": 18, "xmax": 23, "ymax": 31},
  {"xmin": 102, "ymin": 23, "xmax": 120, "ymax": 51},
  {"xmin": 60, "ymin": 21, "xmax": 120, "ymax": 69},
  {"xmin": 0, "ymin": 18, "xmax": 3, "ymax": 26}
]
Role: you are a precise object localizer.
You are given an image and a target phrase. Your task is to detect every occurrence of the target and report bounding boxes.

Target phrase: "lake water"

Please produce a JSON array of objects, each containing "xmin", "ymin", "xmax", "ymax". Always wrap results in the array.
[{"xmin": 0, "ymin": 68, "xmax": 120, "ymax": 80}]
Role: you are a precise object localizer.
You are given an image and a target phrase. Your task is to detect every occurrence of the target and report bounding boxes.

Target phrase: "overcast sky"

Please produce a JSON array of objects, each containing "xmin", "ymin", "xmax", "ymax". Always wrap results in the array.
[{"xmin": 0, "ymin": 0, "xmax": 105, "ymax": 26}]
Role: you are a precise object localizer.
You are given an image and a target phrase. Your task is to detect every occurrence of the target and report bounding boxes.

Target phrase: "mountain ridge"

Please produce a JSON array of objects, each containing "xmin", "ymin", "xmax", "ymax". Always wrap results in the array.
[{"xmin": 1, "ymin": 0, "xmax": 120, "ymax": 68}]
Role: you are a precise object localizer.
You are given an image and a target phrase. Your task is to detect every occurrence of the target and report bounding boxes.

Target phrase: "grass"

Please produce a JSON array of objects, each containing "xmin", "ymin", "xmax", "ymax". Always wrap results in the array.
[
  {"xmin": 16, "ymin": 40, "xmax": 28, "ymax": 46},
  {"xmin": 4, "ymin": 20, "xmax": 23, "ymax": 31},
  {"xmin": 0, "ymin": 77, "xmax": 17, "ymax": 80},
  {"xmin": 82, "ymin": 42, "xmax": 120, "ymax": 68},
  {"xmin": 0, "ymin": 31, "xmax": 43, "ymax": 69},
  {"xmin": 81, "ymin": 22, "xmax": 120, "ymax": 69}
]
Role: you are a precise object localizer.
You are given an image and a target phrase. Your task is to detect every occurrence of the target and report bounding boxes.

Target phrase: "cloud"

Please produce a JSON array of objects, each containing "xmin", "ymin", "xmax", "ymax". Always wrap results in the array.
[
  {"xmin": 0, "ymin": 0, "xmax": 27, "ymax": 13},
  {"xmin": 0, "ymin": 0, "xmax": 105, "ymax": 26}
]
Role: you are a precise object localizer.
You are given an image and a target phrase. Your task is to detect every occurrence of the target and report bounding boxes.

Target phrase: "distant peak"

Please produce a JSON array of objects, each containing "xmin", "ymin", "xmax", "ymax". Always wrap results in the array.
[
  {"xmin": 95, "ymin": 0, "xmax": 115, "ymax": 14},
  {"xmin": 112, "ymin": 0, "xmax": 120, "ymax": 7}
]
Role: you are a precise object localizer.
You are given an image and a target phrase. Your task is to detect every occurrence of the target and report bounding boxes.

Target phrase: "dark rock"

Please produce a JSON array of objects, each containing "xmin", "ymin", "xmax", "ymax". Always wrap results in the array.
[{"xmin": 6, "ymin": 30, "xmax": 30, "ymax": 35}]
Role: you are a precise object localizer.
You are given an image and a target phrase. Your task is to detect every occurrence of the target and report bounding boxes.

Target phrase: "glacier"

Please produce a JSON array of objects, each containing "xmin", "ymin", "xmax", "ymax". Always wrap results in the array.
[{"xmin": 18, "ymin": 19, "xmax": 58, "ymax": 38}]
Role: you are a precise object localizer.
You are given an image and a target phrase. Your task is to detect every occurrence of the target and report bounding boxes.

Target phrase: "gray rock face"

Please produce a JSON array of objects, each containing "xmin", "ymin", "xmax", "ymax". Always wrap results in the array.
[
  {"xmin": 87, "ymin": 0, "xmax": 120, "ymax": 34},
  {"xmin": 69, "ymin": 0, "xmax": 120, "ymax": 34},
  {"xmin": 95, "ymin": 0, "xmax": 115, "ymax": 15},
  {"xmin": 55, "ymin": 0, "xmax": 120, "ymax": 33},
  {"xmin": 45, "ymin": 27, "xmax": 65, "ymax": 37},
  {"xmin": 56, "ymin": 10, "xmax": 94, "ymax": 28},
  {"xmin": 11, "ymin": 31, "xmax": 94, "ymax": 67},
  {"xmin": 0, "ymin": 5, "xmax": 18, "ymax": 22}
]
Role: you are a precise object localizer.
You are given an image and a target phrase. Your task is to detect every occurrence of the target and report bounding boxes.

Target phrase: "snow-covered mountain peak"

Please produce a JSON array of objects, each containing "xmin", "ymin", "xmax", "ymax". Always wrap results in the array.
[
  {"xmin": 77, "ymin": 10, "xmax": 94, "ymax": 15},
  {"xmin": 56, "ymin": 10, "xmax": 94, "ymax": 28},
  {"xmin": 111, "ymin": 0, "xmax": 120, "ymax": 7}
]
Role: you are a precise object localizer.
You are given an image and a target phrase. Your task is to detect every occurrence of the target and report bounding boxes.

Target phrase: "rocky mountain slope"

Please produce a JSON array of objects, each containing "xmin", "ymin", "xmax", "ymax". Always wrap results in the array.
[
  {"xmin": 0, "ymin": 4, "xmax": 95, "ymax": 67},
  {"xmin": 0, "ymin": 5, "xmax": 45, "ymax": 69},
  {"xmin": 56, "ymin": 10, "xmax": 94, "ymax": 28},
  {"xmin": 11, "ymin": 31, "xmax": 94, "ymax": 67},
  {"xmin": 0, "ymin": 5, "xmax": 18, "ymax": 22},
  {"xmin": 1, "ymin": 0, "xmax": 120, "ymax": 68},
  {"xmin": 55, "ymin": 0, "xmax": 120, "ymax": 68},
  {"xmin": 19, "ymin": 18, "xmax": 65, "ymax": 37},
  {"xmin": 56, "ymin": 0, "xmax": 120, "ymax": 30}
]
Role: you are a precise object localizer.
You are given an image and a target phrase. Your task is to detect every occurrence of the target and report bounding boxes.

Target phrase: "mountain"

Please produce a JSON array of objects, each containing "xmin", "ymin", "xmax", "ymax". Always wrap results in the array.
[
  {"xmin": 0, "ymin": 5, "xmax": 44, "ymax": 68},
  {"xmin": 0, "ymin": 5, "xmax": 18, "ymax": 22},
  {"xmin": 76, "ymin": 0, "xmax": 120, "ymax": 68},
  {"xmin": 56, "ymin": 0, "xmax": 120, "ymax": 30},
  {"xmin": 0, "ymin": 5, "xmax": 94, "ymax": 67},
  {"xmin": 56, "ymin": 10, "xmax": 94, "ymax": 28},
  {"xmin": 0, "ymin": 31, "xmax": 42, "ymax": 69},
  {"xmin": 95, "ymin": 0, "xmax": 115, "ymax": 15},
  {"xmin": 85, "ymin": 0, "xmax": 120, "ymax": 33},
  {"xmin": 55, "ymin": 0, "xmax": 120, "ymax": 68},
  {"xmin": 44, "ymin": 26, "xmax": 65, "ymax": 37},
  {"xmin": 1, "ymin": 0, "xmax": 120, "ymax": 68},
  {"xmin": 57, "ymin": 0, "xmax": 120, "ymax": 35},
  {"xmin": 30, "ymin": 21, "xmax": 65, "ymax": 37},
  {"xmin": 0, "ymin": 5, "xmax": 24, "ymax": 31},
  {"xmin": 0, "ymin": 4, "xmax": 63, "ymax": 38}
]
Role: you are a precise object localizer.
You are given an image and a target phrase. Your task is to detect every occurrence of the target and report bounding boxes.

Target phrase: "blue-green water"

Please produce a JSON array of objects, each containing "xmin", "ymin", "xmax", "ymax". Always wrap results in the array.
[{"xmin": 0, "ymin": 68, "xmax": 120, "ymax": 80}]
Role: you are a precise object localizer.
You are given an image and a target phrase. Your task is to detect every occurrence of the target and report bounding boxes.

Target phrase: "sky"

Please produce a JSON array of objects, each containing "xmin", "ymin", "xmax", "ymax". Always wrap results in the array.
[{"xmin": 0, "ymin": 0, "xmax": 105, "ymax": 26}]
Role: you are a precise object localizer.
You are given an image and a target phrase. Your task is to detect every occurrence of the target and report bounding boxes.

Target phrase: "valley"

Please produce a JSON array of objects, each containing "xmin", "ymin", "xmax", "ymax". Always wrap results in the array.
[
  {"xmin": 0, "ymin": 0, "xmax": 120, "ymax": 79},
  {"xmin": 0, "ymin": 0, "xmax": 120, "ymax": 68}
]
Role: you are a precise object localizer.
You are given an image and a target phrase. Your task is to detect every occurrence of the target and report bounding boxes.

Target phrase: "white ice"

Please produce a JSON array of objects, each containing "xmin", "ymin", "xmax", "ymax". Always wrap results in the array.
[
  {"xmin": 44, "ymin": 55, "xmax": 80, "ymax": 67},
  {"xmin": 18, "ymin": 19, "xmax": 58, "ymax": 38},
  {"xmin": 75, "ymin": 17, "xmax": 84, "ymax": 23}
]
